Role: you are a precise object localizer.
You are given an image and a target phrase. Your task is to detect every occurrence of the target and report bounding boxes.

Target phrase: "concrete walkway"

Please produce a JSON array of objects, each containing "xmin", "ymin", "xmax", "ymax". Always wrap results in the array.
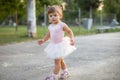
[{"xmin": 0, "ymin": 32, "xmax": 120, "ymax": 80}]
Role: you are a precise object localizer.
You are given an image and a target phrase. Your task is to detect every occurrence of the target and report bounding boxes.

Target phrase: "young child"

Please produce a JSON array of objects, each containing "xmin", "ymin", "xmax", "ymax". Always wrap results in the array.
[{"xmin": 38, "ymin": 5, "xmax": 76, "ymax": 80}]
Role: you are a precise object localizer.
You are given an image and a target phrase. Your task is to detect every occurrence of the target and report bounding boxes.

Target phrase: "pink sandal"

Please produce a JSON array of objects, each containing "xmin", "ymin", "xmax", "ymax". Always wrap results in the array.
[
  {"xmin": 45, "ymin": 74, "xmax": 58, "ymax": 80},
  {"xmin": 60, "ymin": 71, "xmax": 70, "ymax": 79}
]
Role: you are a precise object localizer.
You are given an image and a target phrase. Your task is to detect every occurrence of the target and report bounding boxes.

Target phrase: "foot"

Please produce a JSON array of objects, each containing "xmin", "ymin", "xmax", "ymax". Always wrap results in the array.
[
  {"xmin": 45, "ymin": 74, "xmax": 58, "ymax": 80},
  {"xmin": 60, "ymin": 71, "xmax": 70, "ymax": 79}
]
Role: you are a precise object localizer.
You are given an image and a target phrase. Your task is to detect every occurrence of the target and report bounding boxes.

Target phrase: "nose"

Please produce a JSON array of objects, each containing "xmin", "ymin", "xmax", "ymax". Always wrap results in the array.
[
  {"xmin": 52, "ymin": 17, "xmax": 56, "ymax": 20},
  {"xmin": 52, "ymin": 16, "xmax": 55, "ymax": 18}
]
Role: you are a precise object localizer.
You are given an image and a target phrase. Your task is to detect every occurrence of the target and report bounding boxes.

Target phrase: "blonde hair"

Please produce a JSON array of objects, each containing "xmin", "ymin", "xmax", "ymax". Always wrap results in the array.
[{"xmin": 47, "ymin": 4, "xmax": 65, "ymax": 19}]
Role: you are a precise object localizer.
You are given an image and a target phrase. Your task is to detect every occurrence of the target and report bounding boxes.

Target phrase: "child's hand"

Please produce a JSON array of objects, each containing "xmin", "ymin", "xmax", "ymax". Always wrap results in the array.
[
  {"xmin": 38, "ymin": 39, "xmax": 44, "ymax": 45},
  {"xmin": 70, "ymin": 40, "xmax": 74, "ymax": 46}
]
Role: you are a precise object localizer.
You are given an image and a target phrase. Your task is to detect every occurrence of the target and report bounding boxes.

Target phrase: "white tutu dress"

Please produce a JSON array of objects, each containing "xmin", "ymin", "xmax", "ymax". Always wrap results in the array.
[{"xmin": 44, "ymin": 22, "xmax": 76, "ymax": 59}]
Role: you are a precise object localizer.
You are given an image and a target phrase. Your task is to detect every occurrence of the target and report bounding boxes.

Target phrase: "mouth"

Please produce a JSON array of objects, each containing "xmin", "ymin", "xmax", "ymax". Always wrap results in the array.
[{"xmin": 52, "ymin": 20, "xmax": 56, "ymax": 21}]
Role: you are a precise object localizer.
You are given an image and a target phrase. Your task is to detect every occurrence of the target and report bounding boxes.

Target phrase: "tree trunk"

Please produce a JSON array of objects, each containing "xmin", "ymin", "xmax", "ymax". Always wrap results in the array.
[{"xmin": 27, "ymin": 0, "xmax": 36, "ymax": 38}]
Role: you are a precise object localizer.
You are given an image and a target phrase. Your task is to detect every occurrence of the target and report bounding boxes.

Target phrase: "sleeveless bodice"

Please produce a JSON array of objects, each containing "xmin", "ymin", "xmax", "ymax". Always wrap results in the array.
[{"xmin": 48, "ymin": 22, "xmax": 65, "ymax": 43}]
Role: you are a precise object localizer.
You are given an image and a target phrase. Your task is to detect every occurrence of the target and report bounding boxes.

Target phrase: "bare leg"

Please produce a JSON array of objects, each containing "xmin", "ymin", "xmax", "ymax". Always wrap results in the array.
[
  {"xmin": 45, "ymin": 58, "xmax": 62, "ymax": 80},
  {"xmin": 54, "ymin": 58, "xmax": 62, "ymax": 74},
  {"xmin": 61, "ymin": 58, "xmax": 67, "ymax": 70},
  {"xmin": 60, "ymin": 58, "xmax": 69, "ymax": 79}
]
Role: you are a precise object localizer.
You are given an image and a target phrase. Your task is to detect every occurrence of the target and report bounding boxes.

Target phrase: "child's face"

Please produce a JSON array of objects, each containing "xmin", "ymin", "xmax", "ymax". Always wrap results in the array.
[{"xmin": 48, "ymin": 12, "xmax": 61, "ymax": 24}]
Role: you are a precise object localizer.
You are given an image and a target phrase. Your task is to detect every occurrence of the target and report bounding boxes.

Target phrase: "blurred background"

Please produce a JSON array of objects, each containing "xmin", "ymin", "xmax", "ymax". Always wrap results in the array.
[
  {"xmin": 0, "ymin": 0, "xmax": 119, "ymax": 26},
  {"xmin": 0, "ymin": 0, "xmax": 120, "ymax": 44}
]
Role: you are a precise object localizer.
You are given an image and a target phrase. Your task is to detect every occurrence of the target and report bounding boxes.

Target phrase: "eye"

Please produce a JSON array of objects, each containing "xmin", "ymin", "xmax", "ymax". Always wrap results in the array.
[
  {"xmin": 49, "ymin": 15, "xmax": 52, "ymax": 17},
  {"xmin": 54, "ymin": 14, "xmax": 57, "ymax": 17}
]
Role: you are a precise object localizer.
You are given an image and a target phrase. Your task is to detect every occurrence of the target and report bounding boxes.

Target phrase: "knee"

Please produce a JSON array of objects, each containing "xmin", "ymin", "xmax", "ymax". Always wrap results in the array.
[
  {"xmin": 55, "ymin": 64, "xmax": 61, "ymax": 69},
  {"xmin": 54, "ymin": 58, "xmax": 62, "ymax": 68}
]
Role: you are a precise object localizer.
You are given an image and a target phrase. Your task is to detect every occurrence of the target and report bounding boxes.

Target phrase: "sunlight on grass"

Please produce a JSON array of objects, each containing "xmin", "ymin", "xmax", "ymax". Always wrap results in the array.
[{"xmin": 0, "ymin": 25, "xmax": 120, "ymax": 45}]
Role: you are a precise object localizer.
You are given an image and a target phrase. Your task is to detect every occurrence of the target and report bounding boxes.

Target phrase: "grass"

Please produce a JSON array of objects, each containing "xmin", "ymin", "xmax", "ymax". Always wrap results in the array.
[
  {"xmin": 0, "ymin": 25, "xmax": 120, "ymax": 45},
  {"xmin": 0, "ymin": 26, "xmax": 29, "ymax": 45},
  {"xmin": 0, "ymin": 26, "xmax": 48, "ymax": 45}
]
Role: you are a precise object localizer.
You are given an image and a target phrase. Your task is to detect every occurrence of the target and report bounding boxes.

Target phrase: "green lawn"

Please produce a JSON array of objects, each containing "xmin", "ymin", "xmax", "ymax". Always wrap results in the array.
[{"xmin": 0, "ymin": 25, "xmax": 120, "ymax": 45}]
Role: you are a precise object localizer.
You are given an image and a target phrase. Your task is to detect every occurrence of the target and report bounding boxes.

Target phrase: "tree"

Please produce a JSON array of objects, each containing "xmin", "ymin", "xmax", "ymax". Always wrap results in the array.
[
  {"xmin": 74, "ymin": 0, "xmax": 102, "ymax": 17},
  {"xmin": 74, "ymin": 0, "xmax": 101, "ymax": 10},
  {"xmin": 104, "ymin": 0, "xmax": 120, "ymax": 21},
  {"xmin": 62, "ymin": 0, "xmax": 79, "ymax": 23},
  {"xmin": 0, "ymin": 0, "xmax": 62, "ymax": 37},
  {"xmin": 0, "ymin": 0, "xmax": 27, "ymax": 32},
  {"xmin": 27, "ymin": 0, "xmax": 36, "ymax": 37}
]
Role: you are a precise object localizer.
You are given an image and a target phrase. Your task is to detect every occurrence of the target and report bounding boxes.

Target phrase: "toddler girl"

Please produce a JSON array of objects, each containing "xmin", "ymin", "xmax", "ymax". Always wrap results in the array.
[{"xmin": 38, "ymin": 5, "xmax": 76, "ymax": 80}]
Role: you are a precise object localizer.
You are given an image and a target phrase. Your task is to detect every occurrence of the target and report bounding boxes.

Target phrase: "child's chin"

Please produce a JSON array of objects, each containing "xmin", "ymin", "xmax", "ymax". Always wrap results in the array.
[{"xmin": 54, "ymin": 21, "xmax": 59, "ymax": 24}]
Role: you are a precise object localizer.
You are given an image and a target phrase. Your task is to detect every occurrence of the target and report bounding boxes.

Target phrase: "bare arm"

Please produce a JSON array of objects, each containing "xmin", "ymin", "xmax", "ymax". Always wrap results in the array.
[
  {"xmin": 38, "ymin": 30, "xmax": 50, "ymax": 45},
  {"xmin": 63, "ymin": 24, "xmax": 75, "ymax": 45},
  {"xmin": 43, "ymin": 30, "xmax": 50, "ymax": 42}
]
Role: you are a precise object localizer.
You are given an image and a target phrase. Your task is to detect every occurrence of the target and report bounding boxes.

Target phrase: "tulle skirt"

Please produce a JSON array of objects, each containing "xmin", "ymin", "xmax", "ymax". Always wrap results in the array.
[{"xmin": 44, "ymin": 37, "xmax": 76, "ymax": 59}]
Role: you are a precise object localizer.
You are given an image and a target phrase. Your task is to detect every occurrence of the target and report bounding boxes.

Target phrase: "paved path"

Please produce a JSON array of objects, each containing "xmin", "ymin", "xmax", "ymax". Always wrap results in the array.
[{"xmin": 0, "ymin": 32, "xmax": 120, "ymax": 80}]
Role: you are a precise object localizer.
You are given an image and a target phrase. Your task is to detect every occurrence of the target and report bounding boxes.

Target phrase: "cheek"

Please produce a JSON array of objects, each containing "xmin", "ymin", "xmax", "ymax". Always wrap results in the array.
[
  {"xmin": 55, "ymin": 16, "xmax": 59, "ymax": 19},
  {"xmin": 48, "ymin": 18, "xmax": 52, "ymax": 23},
  {"xmin": 49, "ymin": 17, "xmax": 52, "ymax": 20}
]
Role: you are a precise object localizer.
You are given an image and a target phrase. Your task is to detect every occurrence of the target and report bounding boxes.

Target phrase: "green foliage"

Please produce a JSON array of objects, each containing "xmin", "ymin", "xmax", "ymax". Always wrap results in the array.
[
  {"xmin": 0, "ymin": 0, "xmax": 27, "ymax": 22},
  {"xmin": 104, "ymin": 0, "xmax": 120, "ymax": 21},
  {"xmin": 74, "ymin": 0, "xmax": 101, "ymax": 11},
  {"xmin": 0, "ymin": 0, "xmax": 62, "ymax": 23},
  {"xmin": 61, "ymin": 0, "xmax": 79, "ymax": 23},
  {"xmin": 39, "ymin": 0, "xmax": 62, "ymax": 5}
]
